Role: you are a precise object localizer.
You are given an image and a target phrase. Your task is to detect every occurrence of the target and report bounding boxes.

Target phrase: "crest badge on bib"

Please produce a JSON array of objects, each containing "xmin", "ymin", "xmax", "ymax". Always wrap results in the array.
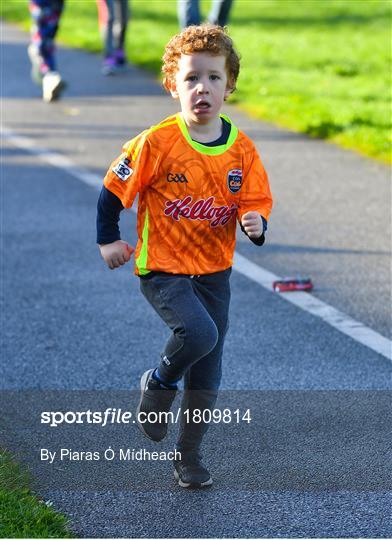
[{"xmin": 227, "ymin": 169, "xmax": 242, "ymax": 194}]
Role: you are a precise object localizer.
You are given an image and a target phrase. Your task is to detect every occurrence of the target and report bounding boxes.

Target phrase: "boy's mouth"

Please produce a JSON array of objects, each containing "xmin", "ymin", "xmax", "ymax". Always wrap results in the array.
[{"xmin": 194, "ymin": 100, "xmax": 211, "ymax": 112}]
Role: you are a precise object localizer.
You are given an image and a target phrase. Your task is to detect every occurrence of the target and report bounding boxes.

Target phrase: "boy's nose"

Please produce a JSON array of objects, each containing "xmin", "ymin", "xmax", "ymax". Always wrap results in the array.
[
  {"xmin": 196, "ymin": 83, "xmax": 209, "ymax": 94},
  {"xmin": 195, "ymin": 79, "xmax": 209, "ymax": 94}
]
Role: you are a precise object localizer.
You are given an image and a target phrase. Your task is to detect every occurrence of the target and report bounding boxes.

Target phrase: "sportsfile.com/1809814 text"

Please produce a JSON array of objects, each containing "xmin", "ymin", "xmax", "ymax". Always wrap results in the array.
[{"xmin": 40, "ymin": 408, "xmax": 252, "ymax": 427}]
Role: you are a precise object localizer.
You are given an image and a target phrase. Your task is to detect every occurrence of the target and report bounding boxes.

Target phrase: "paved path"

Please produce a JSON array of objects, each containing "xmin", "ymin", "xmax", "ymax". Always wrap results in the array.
[{"xmin": 1, "ymin": 22, "xmax": 391, "ymax": 538}]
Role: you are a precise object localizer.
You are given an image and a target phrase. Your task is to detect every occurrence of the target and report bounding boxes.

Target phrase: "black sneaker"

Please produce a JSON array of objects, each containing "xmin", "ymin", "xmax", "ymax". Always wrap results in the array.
[
  {"xmin": 136, "ymin": 369, "xmax": 176, "ymax": 442},
  {"xmin": 174, "ymin": 458, "xmax": 213, "ymax": 488}
]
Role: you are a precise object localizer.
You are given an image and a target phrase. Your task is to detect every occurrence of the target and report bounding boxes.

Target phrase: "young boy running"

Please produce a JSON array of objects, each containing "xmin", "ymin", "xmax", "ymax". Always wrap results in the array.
[{"xmin": 97, "ymin": 25, "xmax": 273, "ymax": 488}]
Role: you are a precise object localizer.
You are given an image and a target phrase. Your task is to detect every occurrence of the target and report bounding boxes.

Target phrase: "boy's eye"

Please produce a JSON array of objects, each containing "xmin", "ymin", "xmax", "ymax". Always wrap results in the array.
[
  {"xmin": 210, "ymin": 74, "xmax": 220, "ymax": 80},
  {"xmin": 187, "ymin": 75, "xmax": 198, "ymax": 81}
]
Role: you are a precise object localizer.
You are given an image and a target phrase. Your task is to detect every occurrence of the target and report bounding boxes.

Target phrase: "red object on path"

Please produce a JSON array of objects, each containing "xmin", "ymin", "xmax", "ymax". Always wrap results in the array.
[{"xmin": 273, "ymin": 277, "xmax": 313, "ymax": 293}]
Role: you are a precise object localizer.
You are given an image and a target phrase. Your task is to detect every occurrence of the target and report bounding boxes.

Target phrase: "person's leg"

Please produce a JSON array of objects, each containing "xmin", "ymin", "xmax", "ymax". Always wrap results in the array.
[
  {"xmin": 173, "ymin": 270, "xmax": 231, "ymax": 486},
  {"xmin": 29, "ymin": 0, "xmax": 66, "ymax": 101},
  {"xmin": 137, "ymin": 273, "xmax": 220, "ymax": 442},
  {"xmin": 97, "ymin": 0, "xmax": 117, "ymax": 74},
  {"xmin": 99, "ymin": 0, "xmax": 115, "ymax": 57},
  {"xmin": 177, "ymin": 0, "xmax": 201, "ymax": 28},
  {"xmin": 140, "ymin": 273, "xmax": 218, "ymax": 384},
  {"xmin": 175, "ymin": 329, "xmax": 227, "ymax": 459},
  {"xmin": 140, "ymin": 274, "xmax": 220, "ymax": 384},
  {"xmin": 113, "ymin": 0, "xmax": 129, "ymax": 54},
  {"xmin": 208, "ymin": 0, "xmax": 234, "ymax": 26},
  {"xmin": 29, "ymin": 0, "xmax": 64, "ymax": 77}
]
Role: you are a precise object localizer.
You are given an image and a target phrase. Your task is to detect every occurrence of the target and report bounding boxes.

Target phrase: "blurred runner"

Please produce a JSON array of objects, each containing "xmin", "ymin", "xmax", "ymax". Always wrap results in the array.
[
  {"xmin": 96, "ymin": 0, "xmax": 129, "ymax": 75},
  {"xmin": 178, "ymin": 0, "xmax": 234, "ymax": 28},
  {"xmin": 28, "ymin": 0, "xmax": 66, "ymax": 102}
]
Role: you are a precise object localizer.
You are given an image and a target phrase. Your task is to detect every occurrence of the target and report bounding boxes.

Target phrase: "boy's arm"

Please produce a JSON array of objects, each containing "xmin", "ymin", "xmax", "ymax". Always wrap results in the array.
[
  {"xmin": 97, "ymin": 132, "xmax": 153, "ymax": 269},
  {"xmin": 238, "ymin": 138, "xmax": 273, "ymax": 246},
  {"xmin": 96, "ymin": 185, "xmax": 123, "ymax": 245},
  {"xmin": 96, "ymin": 185, "xmax": 134, "ymax": 269}
]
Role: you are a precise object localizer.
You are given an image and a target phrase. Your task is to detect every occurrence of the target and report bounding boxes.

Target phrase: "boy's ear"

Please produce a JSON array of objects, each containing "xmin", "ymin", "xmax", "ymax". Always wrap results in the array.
[
  {"xmin": 224, "ymin": 85, "xmax": 234, "ymax": 100},
  {"xmin": 168, "ymin": 80, "xmax": 179, "ymax": 99}
]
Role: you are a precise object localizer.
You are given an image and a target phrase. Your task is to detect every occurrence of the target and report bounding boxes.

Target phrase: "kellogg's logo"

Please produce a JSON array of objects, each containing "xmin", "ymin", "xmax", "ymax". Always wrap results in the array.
[
  {"xmin": 227, "ymin": 169, "xmax": 242, "ymax": 194},
  {"xmin": 164, "ymin": 196, "xmax": 237, "ymax": 228}
]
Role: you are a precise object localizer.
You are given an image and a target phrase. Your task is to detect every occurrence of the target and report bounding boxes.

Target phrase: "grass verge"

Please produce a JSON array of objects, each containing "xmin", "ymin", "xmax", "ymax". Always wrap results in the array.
[
  {"xmin": 1, "ymin": 0, "xmax": 390, "ymax": 163},
  {"xmin": 0, "ymin": 448, "xmax": 74, "ymax": 538}
]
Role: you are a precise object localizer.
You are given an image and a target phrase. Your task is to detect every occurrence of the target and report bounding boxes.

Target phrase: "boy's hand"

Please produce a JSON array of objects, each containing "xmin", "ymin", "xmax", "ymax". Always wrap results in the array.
[
  {"xmin": 99, "ymin": 240, "xmax": 134, "ymax": 270},
  {"xmin": 241, "ymin": 211, "xmax": 263, "ymax": 238}
]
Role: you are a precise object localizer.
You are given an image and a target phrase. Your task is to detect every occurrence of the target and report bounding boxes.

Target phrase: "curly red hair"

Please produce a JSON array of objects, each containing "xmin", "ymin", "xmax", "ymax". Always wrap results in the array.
[{"xmin": 162, "ymin": 25, "xmax": 240, "ymax": 93}]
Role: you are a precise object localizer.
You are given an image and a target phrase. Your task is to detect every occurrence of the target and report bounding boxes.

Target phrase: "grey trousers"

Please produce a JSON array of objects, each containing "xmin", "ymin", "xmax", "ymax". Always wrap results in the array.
[{"xmin": 140, "ymin": 269, "xmax": 231, "ymax": 459}]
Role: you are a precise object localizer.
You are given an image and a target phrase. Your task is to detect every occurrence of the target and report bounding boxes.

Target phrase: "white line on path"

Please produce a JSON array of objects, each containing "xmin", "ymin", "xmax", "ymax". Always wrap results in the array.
[{"xmin": 3, "ymin": 128, "xmax": 391, "ymax": 361}]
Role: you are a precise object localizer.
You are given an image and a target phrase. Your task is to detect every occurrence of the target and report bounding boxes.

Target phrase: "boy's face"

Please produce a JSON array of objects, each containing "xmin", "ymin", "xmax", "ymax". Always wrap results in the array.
[{"xmin": 170, "ymin": 53, "xmax": 232, "ymax": 126}]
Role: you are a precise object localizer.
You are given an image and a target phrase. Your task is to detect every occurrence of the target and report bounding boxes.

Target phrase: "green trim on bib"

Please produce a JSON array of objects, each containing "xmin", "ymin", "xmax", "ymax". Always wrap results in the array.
[
  {"xmin": 136, "ymin": 209, "xmax": 150, "ymax": 275},
  {"xmin": 176, "ymin": 113, "xmax": 238, "ymax": 155}
]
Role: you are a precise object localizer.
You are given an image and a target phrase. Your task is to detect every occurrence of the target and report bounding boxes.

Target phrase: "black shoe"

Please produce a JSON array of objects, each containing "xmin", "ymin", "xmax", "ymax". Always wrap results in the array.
[
  {"xmin": 136, "ymin": 369, "xmax": 176, "ymax": 442},
  {"xmin": 174, "ymin": 458, "xmax": 213, "ymax": 488}
]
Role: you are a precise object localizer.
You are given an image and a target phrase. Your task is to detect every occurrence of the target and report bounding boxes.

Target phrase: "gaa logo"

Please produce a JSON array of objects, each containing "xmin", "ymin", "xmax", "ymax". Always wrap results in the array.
[
  {"xmin": 227, "ymin": 169, "xmax": 242, "ymax": 194},
  {"xmin": 167, "ymin": 173, "xmax": 188, "ymax": 183}
]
